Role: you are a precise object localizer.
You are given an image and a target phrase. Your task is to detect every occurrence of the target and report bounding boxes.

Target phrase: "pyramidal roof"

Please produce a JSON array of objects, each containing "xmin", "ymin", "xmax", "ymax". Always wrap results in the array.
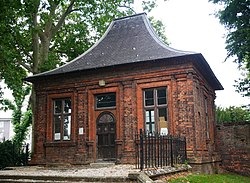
[
  {"xmin": 26, "ymin": 13, "xmax": 223, "ymax": 90},
  {"xmin": 27, "ymin": 13, "xmax": 196, "ymax": 77}
]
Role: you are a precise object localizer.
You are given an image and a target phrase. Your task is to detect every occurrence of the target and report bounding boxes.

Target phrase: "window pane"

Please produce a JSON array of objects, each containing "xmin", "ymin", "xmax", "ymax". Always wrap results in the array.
[
  {"xmin": 145, "ymin": 90, "xmax": 154, "ymax": 106},
  {"xmin": 64, "ymin": 99, "xmax": 71, "ymax": 113},
  {"xmin": 54, "ymin": 115, "xmax": 61, "ymax": 140},
  {"xmin": 145, "ymin": 110, "xmax": 155, "ymax": 133},
  {"xmin": 53, "ymin": 98, "xmax": 72, "ymax": 141},
  {"xmin": 143, "ymin": 88, "xmax": 168, "ymax": 134},
  {"xmin": 158, "ymin": 108, "xmax": 168, "ymax": 132},
  {"xmin": 98, "ymin": 113, "xmax": 114, "ymax": 123},
  {"xmin": 150, "ymin": 110, "xmax": 155, "ymax": 122},
  {"xmin": 145, "ymin": 110, "xmax": 154, "ymax": 123},
  {"xmin": 146, "ymin": 124, "xmax": 150, "ymax": 132},
  {"xmin": 145, "ymin": 111, "xmax": 150, "ymax": 122},
  {"xmin": 96, "ymin": 93, "xmax": 116, "ymax": 108},
  {"xmin": 151, "ymin": 124, "xmax": 155, "ymax": 133},
  {"xmin": 54, "ymin": 100, "xmax": 62, "ymax": 114},
  {"xmin": 63, "ymin": 115, "xmax": 71, "ymax": 140},
  {"xmin": 157, "ymin": 88, "xmax": 167, "ymax": 105},
  {"xmin": 158, "ymin": 108, "xmax": 167, "ymax": 121}
]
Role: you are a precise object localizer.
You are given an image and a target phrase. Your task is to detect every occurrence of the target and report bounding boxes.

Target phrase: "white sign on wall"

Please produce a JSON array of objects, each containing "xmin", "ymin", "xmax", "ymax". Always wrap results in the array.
[
  {"xmin": 54, "ymin": 133, "xmax": 60, "ymax": 140},
  {"xmin": 79, "ymin": 127, "xmax": 84, "ymax": 135}
]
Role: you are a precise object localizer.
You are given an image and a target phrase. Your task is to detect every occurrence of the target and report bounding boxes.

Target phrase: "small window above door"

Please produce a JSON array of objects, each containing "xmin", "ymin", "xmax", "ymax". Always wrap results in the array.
[{"xmin": 95, "ymin": 93, "xmax": 116, "ymax": 109}]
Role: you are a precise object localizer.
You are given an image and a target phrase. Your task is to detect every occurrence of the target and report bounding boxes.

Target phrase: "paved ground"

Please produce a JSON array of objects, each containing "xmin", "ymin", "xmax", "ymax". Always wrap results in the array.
[{"xmin": 0, "ymin": 164, "xmax": 139, "ymax": 178}]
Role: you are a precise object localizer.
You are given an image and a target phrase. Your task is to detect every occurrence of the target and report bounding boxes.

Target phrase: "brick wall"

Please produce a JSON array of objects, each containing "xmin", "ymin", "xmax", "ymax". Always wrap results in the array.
[
  {"xmin": 216, "ymin": 122, "xmax": 250, "ymax": 176},
  {"xmin": 30, "ymin": 59, "xmax": 218, "ymax": 166}
]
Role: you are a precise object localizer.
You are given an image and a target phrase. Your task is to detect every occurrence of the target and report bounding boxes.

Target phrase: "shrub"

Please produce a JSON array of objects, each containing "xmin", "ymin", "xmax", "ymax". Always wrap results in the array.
[
  {"xmin": 0, "ymin": 140, "xmax": 29, "ymax": 169},
  {"xmin": 0, "ymin": 140, "xmax": 15, "ymax": 169},
  {"xmin": 216, "ymin": 106, "xmax": 250, "ymax": 123}
]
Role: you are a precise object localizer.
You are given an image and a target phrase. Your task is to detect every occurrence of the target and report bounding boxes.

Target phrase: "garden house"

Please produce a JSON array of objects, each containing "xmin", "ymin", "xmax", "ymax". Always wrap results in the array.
[{"xmin": 26, "ymin": 13, "xmax": 223, "ymax": 169}]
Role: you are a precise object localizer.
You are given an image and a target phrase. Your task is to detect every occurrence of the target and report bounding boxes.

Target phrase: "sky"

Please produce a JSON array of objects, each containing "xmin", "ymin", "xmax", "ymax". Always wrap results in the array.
[{"xmin": 145, "ymin": 0, "xmax": 249, "ymax": 107}]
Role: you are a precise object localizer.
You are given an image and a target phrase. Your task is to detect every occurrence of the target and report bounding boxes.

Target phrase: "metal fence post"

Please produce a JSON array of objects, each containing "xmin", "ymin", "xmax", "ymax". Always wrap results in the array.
[
  {"xmin": 170, "ymin": 135, "xmax": 173, "ymax": 167},
  {"xmin": 140, "ymin": 129, "xmax": 144, "ymax": 171}
]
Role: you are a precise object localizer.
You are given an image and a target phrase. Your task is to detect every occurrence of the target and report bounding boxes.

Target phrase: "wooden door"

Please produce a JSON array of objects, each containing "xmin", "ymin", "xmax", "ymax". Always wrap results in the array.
[{"xmin": 96, "ymin": 112, "xmax": 116, "ymax": 160}]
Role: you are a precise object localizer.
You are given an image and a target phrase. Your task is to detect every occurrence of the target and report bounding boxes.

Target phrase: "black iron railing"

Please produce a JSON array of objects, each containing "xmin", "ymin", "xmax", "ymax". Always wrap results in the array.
[{"xmin": 136, "ymin": 129, "xmax": 187, "ymax": 171}]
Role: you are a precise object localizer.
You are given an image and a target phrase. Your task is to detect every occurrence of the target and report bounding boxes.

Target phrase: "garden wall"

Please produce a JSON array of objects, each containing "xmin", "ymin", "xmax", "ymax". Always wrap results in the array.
[{"xmin": 216, "ymin": 122, "xmax": 250, "ymax": 176}]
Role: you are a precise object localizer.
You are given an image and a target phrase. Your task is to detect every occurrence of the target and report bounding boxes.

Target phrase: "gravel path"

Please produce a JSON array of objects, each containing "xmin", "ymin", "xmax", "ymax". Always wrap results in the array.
[{"xmin": 0, "ymin": 165, "xmax": 139, "ymax": 178}]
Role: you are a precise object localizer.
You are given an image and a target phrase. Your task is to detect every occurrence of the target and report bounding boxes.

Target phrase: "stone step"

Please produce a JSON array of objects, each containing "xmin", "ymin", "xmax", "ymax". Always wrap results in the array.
[
  {"xmin": 89, "ymin": 162, "xmax": 115, "ymax": 168},
  {"xmin": 0, "ymin": 180, "xmax": 123, "ymax": 183},
  {"xmin": 0, "ymin": 175, "xmax": 131, "ymax": 183}
]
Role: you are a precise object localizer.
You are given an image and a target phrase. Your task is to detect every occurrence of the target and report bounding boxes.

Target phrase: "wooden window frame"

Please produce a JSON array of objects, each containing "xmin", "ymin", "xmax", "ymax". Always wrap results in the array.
[
  {"xmin": 143, "ymin": 87, "xmax": 168, "ymax": 133},
  {"xmin": 53, "ymin": 98, "xmax": 72, "ymax": 141},
  {"xmin": 47, "ymin": 93, "xmax": 75, "ymax": 144}
]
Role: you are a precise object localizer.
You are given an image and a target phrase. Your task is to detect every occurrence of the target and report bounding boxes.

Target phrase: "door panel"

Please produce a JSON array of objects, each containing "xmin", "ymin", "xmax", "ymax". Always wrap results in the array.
[{"xmin": 96, "ymin": 112, "xmax": 116, "ymax": 160}]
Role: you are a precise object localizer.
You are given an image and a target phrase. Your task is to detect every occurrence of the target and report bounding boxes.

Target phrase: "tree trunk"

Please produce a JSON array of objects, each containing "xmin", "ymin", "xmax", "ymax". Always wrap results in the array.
[{"xmin": 31, "ymin": 8, "xmax": 39, "ymax": 154}]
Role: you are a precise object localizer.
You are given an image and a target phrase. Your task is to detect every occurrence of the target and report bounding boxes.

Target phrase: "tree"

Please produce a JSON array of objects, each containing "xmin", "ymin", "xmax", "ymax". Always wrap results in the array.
[
  {"xmin": 0, "ymin": 84, "xmax": 31, "ymax": 149},
  {"xmin": 0, "ymin": 0, "xmax": 168, "ymax": 148},
  {"xmin": 216, "ymin": 106, "xmax": 250, "ymax": 123},
  {"xmin": 209, "ymin": 0, "xmax": 250, "ymax": 96}
]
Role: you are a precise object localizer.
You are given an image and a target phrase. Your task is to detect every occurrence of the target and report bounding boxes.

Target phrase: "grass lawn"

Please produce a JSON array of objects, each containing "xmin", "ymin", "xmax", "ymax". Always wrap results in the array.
[{"xmin": 168, "ymin": 173, "xmax": 250, "ymax": 183}]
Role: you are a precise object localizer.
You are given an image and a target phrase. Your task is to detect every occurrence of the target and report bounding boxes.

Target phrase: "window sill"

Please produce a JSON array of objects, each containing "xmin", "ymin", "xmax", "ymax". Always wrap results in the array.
[{"xmin": 44, "ymin": 141, "xmax": 77, "ymax": 147}]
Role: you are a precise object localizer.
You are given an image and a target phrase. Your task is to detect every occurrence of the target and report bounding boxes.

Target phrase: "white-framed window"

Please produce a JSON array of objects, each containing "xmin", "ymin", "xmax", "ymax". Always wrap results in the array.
[
  {"xmin": 144, "ymin": 88, "xmax": 168, "ymax": 133},
  {"xmin": 0, "ymin": 122, "xmax": 4, "ymax": 128},
  {"xmin": 53, "ymin": 98, "xmax": 72, "ymax": 141}
]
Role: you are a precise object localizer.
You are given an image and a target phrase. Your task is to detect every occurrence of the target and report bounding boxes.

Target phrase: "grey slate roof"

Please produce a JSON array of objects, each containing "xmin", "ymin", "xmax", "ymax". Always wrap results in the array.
[{"xmin": 26, "ymin": 13, "xmax": 223, "ymax": 90}]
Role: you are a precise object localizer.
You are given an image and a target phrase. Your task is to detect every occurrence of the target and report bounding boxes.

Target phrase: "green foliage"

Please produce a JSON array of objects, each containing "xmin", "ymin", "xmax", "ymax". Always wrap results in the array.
[
  {"xmin": 169, "ymin": 173, "xmax": 250, "ymax": 183},
  {"xmin": 0, "ymin": 140, "xmax": 29, "ymax": 169},
  {"xmin": 216, "ymin": 106, "xmax": 250, "ymax": 123},
  {"xmin": 0, "ymin": 0, "xmax": 168, "ymax": 77},
  {"xmin": 234, "ymin": 69, "xmax": 250, "ymax": 97},
  {"xmin": 0, "ymin": 84, "xmax": 32, "ymax": 148},
  {"xmin": 0, "ymin": 140, "xmax": 13, "ymax": 169},
  {"xmin": 0, "ymin": 86, "xmax": 2, "ymax": 99},
  {"xmin": 0, "ymin": 0, "xmax": 167, "ymax": 149},
  {"xmin": 209, "ymin": 0, "xmax": 250, "ymax": 97},
  {"xmin": 0, "ymin": 140, "xmax": 28, "ymax": 170},
  {"xmin": 12, "ymin": 109, "xmax": 32, "ymax": 149},
  {"xmin": 149, "ymin": 17, "xmax": 169, "ymax": 45}
]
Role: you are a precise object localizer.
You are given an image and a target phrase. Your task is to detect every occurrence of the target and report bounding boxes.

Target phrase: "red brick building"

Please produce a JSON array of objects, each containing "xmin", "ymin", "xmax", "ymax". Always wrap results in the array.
[{"xmin": 26, "ymin": 13, "xmax": 223, "ymax": 168}]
